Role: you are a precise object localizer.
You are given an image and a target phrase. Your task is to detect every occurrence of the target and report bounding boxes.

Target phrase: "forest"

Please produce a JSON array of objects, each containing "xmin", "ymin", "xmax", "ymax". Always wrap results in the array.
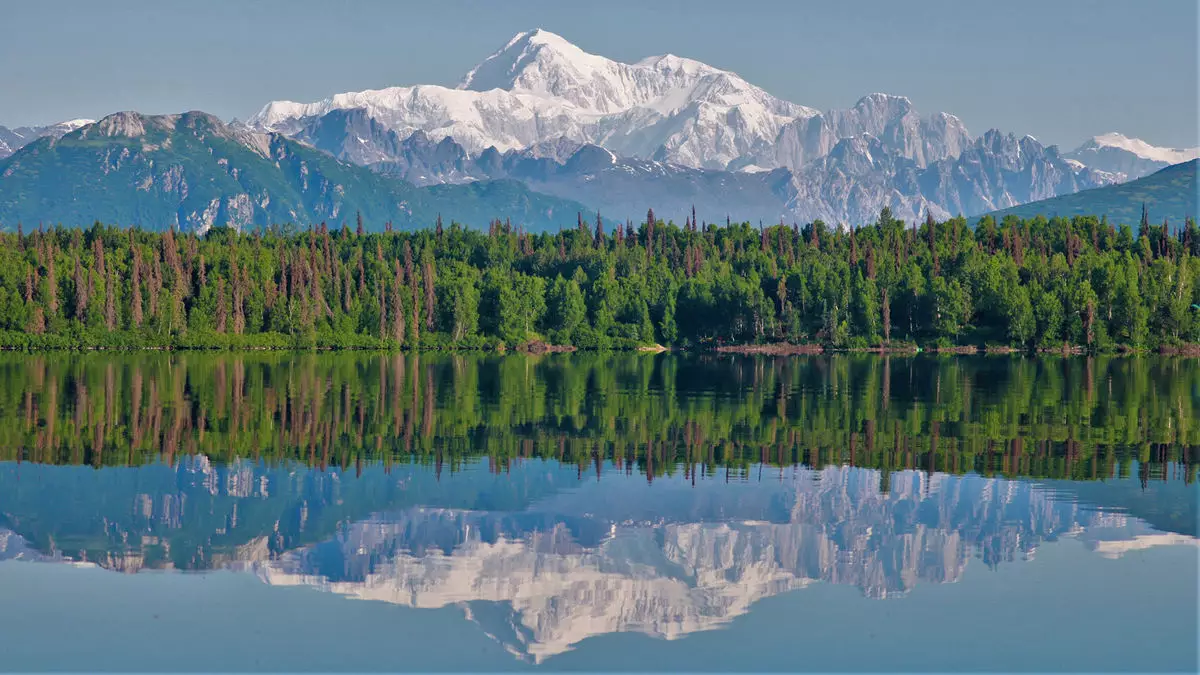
[{"xmin": 0, "ymin": 208, "xmax": 1197, "ymax": 351}]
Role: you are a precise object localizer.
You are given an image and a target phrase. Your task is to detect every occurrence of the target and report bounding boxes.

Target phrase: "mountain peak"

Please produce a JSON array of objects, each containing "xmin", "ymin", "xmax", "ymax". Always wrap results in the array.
[
  {"xmin": 523, "ymin": 28, "xmax": 574, "ymax": 48},
  {"xmin": 852, "ymin": 93, "xmax": 913, "ymax": 116},
  {"xmin": 87, "ymin": 111, "xmax": 150, "ymax": 138},
  {"xmin": 457, "ymin": 28, "xmax": 605, "ymax": 94},
  {"xmin": 858, "ymin": 92, "xmax": 912, "ymax": 104},
  {"xmin": 636, "ymin": 53, "xmax": 720, "ymax": 77},
  {"xmin": 1083, "ymin": 132, "xmax": 1199, "ymax": 164},
  {"xmin": 54, "ymin": 118, "xmax": 95, "ymax": 132}
]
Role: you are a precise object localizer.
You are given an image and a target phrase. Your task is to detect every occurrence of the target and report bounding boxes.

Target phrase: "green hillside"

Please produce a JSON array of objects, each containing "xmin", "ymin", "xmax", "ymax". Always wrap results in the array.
[
  {"xmin": 0, "ymin": 111, "xmax": 585, "ymax": 232},
  {"xmin": 986, "ymin": 160, "xmax": 1197, "ymax": 226}
]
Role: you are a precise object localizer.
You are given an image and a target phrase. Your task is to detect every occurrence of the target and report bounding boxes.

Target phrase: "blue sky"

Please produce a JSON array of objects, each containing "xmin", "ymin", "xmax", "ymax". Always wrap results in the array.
[{"xmin": 2, "ymin": 0, "xmax": 1196, "ymax": 149}]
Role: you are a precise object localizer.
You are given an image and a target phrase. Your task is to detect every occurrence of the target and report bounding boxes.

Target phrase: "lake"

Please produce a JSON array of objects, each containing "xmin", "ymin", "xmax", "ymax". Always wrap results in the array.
[{"xmin": 0, "ymin": 353, "xmax": 1196, "ymax": 672}]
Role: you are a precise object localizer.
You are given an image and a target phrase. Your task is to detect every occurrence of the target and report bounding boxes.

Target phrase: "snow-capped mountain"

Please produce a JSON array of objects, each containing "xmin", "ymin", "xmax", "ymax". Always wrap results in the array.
[
  {"xmin": 245, "ymin": 28, "xmax": 1142, "ymax": 224},
  {"xmin": 1066, "ymin": 132, "xmax": 1200, "ymax": 181},
  {"xmin": 340, "ymin": 126, "xmax": 1110, "ymax": 225},
  {"xmin": 251, "ymin": 28, "xmax": 819, "ymax": 170},
  {"xmin": 776, "ymin": 130, "xmax": 1113, "ymax": 223},
  {"xmin": 5, "ymin": 30, "xmax": 1183, "ymax": 227},
  {"xmin": 0, "ymin": 118, "xmax": 94, "ymax": 158},
  {"xmin": 250, "ymin": 30, "xmax": 982, "ymax": 176},
  {"xmin": 744, "ymin": 93, "xmax": 973, "ymax": 171}
]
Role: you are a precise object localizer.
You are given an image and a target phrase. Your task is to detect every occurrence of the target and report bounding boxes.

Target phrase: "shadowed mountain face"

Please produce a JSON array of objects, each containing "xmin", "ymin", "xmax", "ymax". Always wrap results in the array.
[{"xmin": 297, "ymin": 110, "xmax": 1112, "ymax": 226}]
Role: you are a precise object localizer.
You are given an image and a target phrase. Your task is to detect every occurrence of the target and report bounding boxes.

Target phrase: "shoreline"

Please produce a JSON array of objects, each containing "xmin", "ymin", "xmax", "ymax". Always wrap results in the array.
[{"xmin": 1, "ymin": 342, "xmax": 1196, "ymax": 356}]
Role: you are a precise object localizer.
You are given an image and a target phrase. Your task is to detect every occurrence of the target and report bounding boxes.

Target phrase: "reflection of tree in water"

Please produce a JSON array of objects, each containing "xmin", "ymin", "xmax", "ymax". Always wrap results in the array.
[{"xmin": 0, "ymin": 353, "xmax": 1195, "ymax": 483}]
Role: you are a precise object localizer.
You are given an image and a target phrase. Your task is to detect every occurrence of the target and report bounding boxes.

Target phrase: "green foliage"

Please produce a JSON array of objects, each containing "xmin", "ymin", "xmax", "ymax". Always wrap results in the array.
[
  {"xmin": 1, "ymin": 352, "xmax": 1195, "ymax": 572},
  {"xmin": 0, "ymin": 209, "xmax": 1196, "ymax": 350}
]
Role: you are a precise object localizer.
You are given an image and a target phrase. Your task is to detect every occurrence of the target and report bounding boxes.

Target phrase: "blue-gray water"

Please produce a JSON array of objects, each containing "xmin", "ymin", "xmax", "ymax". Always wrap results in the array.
[{"xmin": 0, "ymin": 353, "xmax": 1196, "ymax": 672}]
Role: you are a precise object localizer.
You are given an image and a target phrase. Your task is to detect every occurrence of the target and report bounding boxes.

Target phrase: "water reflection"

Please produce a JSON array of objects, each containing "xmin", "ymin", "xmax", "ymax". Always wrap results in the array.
[
  {"xmin": 248, "ymin": 466, "xmax": 1192, "ymax": 663},
  {"xmin": 0, "ymin": 353, "xmax": 1196, "ymax": 666},
  {"xmin": 0, "ymin": 457, "xmax": 1194, "ymax": 663},
  {"xmin": 1, "ymin": 353, "xmax": 1197, "ymax": 483}
]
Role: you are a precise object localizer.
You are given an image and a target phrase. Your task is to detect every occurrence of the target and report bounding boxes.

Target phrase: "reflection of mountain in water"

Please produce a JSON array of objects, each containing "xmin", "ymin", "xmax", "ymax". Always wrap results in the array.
[
  {"xmin": 240, "ymin": 466, "xmax": 1190, "ymax": 663},
  {"xmin": 0, "ymin": 456, "xmax": 580, "ymax": 571},
  {"xmin": 1, "ymin": 458, "xmax": 1194, "ymax": 663}
]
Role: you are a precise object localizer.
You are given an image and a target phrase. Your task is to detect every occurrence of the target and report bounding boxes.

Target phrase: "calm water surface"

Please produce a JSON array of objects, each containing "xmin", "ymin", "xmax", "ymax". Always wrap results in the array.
[{"xmin": 0, "ymin": 353, "xmax": 1196, "ymax": 672}]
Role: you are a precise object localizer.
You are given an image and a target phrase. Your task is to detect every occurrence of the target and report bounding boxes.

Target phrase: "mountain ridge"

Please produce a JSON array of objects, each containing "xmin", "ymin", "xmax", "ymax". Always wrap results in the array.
[
  {"xmin": 2, "ymin": 29, "xmax": 1194, "ymax": 228},
  {"xmin": 241, "ymin": 28, "xmax": 1164, "ymax": 224},
  {"xmin": 0, "ymin": 111, "xmax": 585, "ymax": 232},
  {"xmin": 986, "ymin": 159, "xmax": 1197, "ymax": 226},
  {"xmin": 0, "ymin": 118, "xmax": 95, "ymax": 159}
]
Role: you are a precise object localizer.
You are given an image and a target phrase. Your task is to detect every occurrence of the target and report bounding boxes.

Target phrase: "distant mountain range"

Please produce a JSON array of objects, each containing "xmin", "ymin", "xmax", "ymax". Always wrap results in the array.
[
  {"xmin": 1065, "ymin": 133, "xmax": 1199, "ymax": 181},
  {"xmin": 0, "ymin": 118, "xmax": 93, "ymax": 158},
  {"xmin": 0, "ymin": 111, "xmax": 582, "ymax": 231},
  {"xmin": 988, "ymin": 159, "xmax": 1197, "ymax": 225},
  {"xmin": 0, "ymin": 28, "xmax": 1195, "ymax": 230},
  {"xmin": 305, "ymin": 112, "xmax": 1114, "ymax": 226}
]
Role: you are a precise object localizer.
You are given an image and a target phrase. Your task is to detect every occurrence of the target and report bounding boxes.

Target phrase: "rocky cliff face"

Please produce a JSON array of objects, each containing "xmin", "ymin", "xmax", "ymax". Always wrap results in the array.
[
  {"xmin": 750, "ymin": 94, "xmax": 972, "ymax": 172},
  {"xmin": 353, "ymin": 128, "xmax": 1110, "ymax": 225}
]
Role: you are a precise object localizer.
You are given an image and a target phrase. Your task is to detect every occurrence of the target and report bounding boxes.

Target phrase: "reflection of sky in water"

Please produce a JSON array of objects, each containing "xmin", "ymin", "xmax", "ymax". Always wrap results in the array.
[{"xmin": 0, "ymin": 459, "xmax": 1196, "ymax": 668}]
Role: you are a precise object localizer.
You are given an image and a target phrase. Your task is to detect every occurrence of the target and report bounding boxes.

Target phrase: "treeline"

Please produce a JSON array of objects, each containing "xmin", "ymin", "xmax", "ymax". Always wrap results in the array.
[
  {"xmin": 1, "ymin": 353, "xmax": 1196, "ymax": 484},
  {"xmin": 0, "ymin": 208, "xmax": 1198, "ymax": 350}
]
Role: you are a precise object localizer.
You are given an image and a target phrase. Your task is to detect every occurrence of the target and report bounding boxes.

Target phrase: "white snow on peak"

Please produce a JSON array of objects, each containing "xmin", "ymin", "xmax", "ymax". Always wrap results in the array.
[
  {"xmin": 458, "ymin": 28, "xmax": 612, "ymax": 96},
  {"xmin": 58, "ymin": 118, "xmax": 95, "ymax": 130},
  {"xmin": 250, "ymin": 28, "xmax": 817, "ymax": 169},
  {"xmin": 1087, "ymin": 132, "xmax": 1199, "ymax": 164},
  {"xmin": 859, "ymin": 92, "xmax": 912, "ymax": 105},
  {"xmin": 245, "ymin": 28, "xmax": 1115, "ymax": 182},
  {"xmin": 636, "ymin": 53, "xmax": 721, "ymax": 77}
]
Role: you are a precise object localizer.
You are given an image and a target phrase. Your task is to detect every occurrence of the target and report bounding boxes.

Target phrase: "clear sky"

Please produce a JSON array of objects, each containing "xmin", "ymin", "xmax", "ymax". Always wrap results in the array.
[{"xmin": 2, "ymin": 0, "xmax": 1196, "ymax": 149}]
